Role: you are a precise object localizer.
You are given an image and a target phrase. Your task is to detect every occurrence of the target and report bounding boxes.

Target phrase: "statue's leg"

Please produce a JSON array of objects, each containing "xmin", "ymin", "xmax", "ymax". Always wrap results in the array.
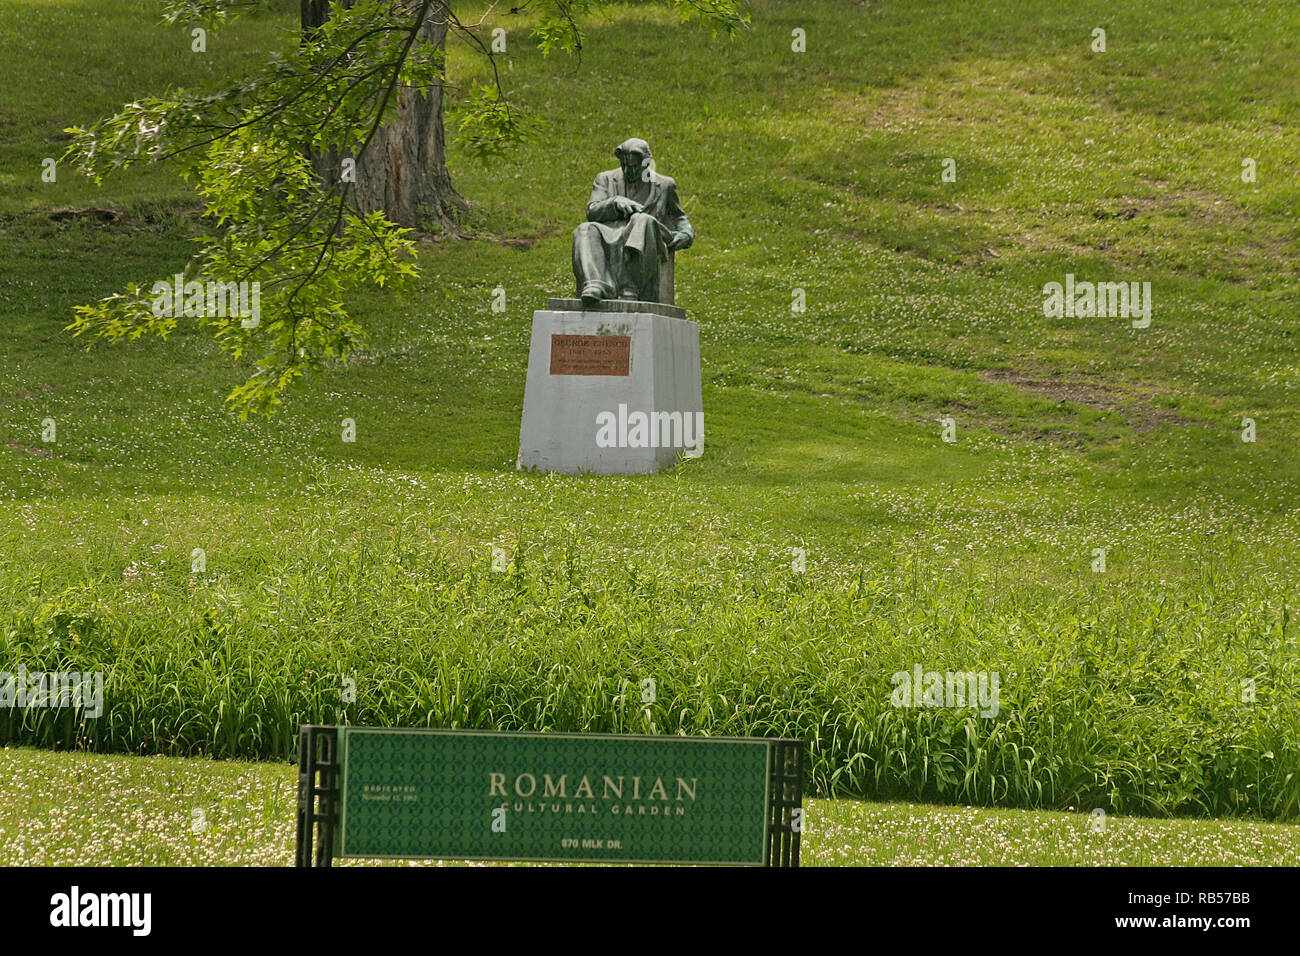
[
  {"xmin": 623, "ymin": 214, "xmax": 661, "ymax": 302},
  {"xmin": 573, "ymin": 223, "xmax": 613, "ymax": 305}
]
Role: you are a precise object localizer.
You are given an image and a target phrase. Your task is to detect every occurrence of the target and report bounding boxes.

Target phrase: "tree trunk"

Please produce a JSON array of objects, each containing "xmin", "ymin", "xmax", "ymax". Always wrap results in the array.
[{"xmin": 302, "ymin": 0, "xmax": 467, "ymax": 233}]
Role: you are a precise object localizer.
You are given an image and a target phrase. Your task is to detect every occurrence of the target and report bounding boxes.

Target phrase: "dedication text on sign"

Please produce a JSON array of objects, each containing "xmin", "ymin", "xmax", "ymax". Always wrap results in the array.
[
  {"xmin": 334, "ymin": 728, "xmax": 777, "ymax": 865},
  {"xmin": 549, "ymin": 334, "xmax": 631, "ymax": 376}
]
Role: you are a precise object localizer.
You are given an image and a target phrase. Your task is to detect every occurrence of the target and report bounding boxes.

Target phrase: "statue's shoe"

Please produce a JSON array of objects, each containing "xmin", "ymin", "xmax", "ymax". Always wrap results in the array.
[
  {"xmin": 618, "ymin": 289, "xmax": 639, "ymax": 300},
  {"xmin": 580, "ymin": 285, "xmax": 603, "ymax": 306}
]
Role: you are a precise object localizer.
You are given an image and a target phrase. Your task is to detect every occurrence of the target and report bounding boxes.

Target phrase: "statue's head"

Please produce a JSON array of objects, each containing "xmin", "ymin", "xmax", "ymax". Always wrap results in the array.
[{"xmin": 614, "ymin": 138, "xmax": 652, "ymax": 184}]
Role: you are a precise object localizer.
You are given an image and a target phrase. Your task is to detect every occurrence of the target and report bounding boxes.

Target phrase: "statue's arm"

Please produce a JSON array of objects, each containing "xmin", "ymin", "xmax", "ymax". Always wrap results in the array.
[
  {"xmin": 585, "ymin": 175, "xmax": 624, "ymax": 222},
  {"xmin": 666, "ymin": 180, "xmax": 694, "ymax": 249}
]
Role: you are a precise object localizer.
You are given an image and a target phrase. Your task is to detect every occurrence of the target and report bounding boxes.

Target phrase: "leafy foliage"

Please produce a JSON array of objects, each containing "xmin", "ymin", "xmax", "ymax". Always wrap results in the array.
[{"xmin": 61, "ymin": 0, "xmax": 747, "ymax": 415}]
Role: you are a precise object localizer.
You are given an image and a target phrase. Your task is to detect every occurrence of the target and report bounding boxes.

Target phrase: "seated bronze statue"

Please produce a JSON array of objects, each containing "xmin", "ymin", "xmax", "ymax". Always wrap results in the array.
[{"xmin": 572, "ymin": 137, "xmax": 694, "ymax": 306}]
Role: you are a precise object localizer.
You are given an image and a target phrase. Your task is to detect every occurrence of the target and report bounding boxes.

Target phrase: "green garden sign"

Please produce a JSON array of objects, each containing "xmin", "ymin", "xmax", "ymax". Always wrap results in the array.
[{"xmin": 296, "ymin": 726, "xmax": 803, "ymax": 867}]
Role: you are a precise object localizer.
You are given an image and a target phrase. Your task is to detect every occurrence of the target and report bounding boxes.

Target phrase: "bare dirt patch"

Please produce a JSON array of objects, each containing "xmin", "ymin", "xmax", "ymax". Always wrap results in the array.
[
  {"xmin": 49, "ymin": 207, "xmax": 126, "ymax": 225},
  {"xmin": 5, "ymin": 441, "xmax": 55, "ymax": 458},
  {"xmin": 981, "ymin": 368, "xmax": 1192, "ymax": 433}
]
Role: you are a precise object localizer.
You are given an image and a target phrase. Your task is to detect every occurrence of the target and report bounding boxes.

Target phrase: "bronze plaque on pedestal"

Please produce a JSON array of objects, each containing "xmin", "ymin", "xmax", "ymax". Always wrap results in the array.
[{"xmin": 549, "ymin": 334, "xmax": 631, "ymax": 376}]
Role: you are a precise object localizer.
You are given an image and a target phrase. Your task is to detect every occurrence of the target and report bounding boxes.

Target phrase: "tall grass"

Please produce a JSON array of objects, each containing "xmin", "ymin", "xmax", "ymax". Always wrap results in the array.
[{"xmin": 2, "ymin": 541, "xmax": 1295, "ymax": 821}]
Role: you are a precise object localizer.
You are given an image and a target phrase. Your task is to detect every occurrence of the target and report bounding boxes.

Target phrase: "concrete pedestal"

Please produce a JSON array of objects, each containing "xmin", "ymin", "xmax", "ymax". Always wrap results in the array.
[{"xmin": 516, "ymin": 300, "xmax": 703, "ymax": 475}]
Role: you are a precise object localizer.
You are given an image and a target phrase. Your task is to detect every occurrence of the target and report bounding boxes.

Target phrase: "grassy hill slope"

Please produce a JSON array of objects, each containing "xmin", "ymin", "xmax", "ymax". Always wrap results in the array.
[{"xmin": 0, "ymin": 0, "xmax": 1297, "ymax": 820}]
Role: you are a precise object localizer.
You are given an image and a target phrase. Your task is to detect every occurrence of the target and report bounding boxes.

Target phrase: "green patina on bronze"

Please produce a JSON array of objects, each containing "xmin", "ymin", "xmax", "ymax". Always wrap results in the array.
[{"xmin": 572, "ymin": 138, "xmax": 694, "ymax": 306}]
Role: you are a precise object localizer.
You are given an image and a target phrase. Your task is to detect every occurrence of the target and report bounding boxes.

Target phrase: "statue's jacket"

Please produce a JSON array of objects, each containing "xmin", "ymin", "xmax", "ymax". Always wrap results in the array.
[{"xmin": 583, "ymin": 169, "xmax": 694, "ymax": 262}]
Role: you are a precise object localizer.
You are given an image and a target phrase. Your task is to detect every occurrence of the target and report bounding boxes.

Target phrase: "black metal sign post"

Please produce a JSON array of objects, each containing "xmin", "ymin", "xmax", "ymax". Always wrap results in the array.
[
  {"xmin": 768, "ymin": 737, "xmax": 804, "ymax": 867},
  {"xmin": 296, "ymin": 724, "xmax": 339, "ymax": 868}
]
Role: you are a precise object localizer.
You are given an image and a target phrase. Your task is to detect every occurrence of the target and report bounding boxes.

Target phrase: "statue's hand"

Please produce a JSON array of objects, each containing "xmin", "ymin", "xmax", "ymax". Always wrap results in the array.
[
  {"xmin": 668, "ymin": 231, "xmax": 692, "ymax": 251},
  {"xmin": 613, "ymin": 196, "xmax": 644, "ymax": 218}
]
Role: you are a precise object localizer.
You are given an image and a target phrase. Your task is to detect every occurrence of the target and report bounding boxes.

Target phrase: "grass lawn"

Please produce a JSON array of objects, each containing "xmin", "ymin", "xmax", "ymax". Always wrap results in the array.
[
  {"xmin": 4, "ymin": 745, "xmax": 1297, "ymax": 866},
  {"xmin": 0, "ymin": 0, "xmax": 1297, "ymax": 834}
]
